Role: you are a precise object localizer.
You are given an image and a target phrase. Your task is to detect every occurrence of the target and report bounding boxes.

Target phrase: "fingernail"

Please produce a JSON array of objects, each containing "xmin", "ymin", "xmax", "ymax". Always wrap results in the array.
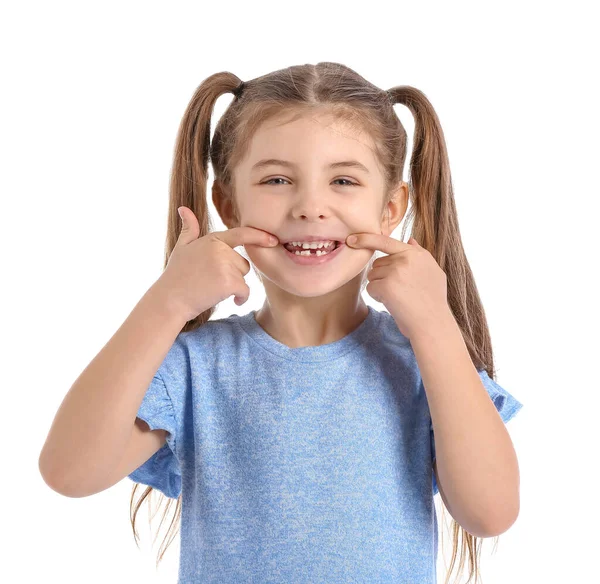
[
  {"xmin": 347, "ymin": 235, "xmax": 357, "ymax": 245},
  {"xmin": 269, "ymin": 236, "xmax": 279, "ymax": 245}
]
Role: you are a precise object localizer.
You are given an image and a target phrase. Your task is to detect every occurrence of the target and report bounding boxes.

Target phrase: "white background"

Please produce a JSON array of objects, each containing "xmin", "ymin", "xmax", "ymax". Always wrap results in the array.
[{"xmin": 3, "ymin": 1, "xmax": 598, "ymax": 582}]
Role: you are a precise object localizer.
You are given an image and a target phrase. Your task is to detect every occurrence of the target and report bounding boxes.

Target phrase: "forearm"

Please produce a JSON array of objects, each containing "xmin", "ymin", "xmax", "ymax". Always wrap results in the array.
[
  {"xmin": 38, "ymin": 283, "xmax": 188, "ymax": 494},
  {"xmin": 409, "ymin": 312, "xmax": 520, "ymax": 537}
]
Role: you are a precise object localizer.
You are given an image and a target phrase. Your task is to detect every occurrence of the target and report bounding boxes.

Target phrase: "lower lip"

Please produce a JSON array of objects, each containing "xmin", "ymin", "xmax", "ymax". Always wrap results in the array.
[{"xmin": 281, "ymin": 242, "xmax": 345, "ymax": 265}]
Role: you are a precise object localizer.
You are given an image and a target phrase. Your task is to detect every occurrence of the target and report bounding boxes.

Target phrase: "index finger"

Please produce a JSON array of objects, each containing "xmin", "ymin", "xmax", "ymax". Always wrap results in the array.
[
  {"xmin": 214, "ymin": 226, "xmax": 279, "ymax": 249},
  {"xmin": 346, "ymin": 232, "xmax": 411, "ymax": 255}
]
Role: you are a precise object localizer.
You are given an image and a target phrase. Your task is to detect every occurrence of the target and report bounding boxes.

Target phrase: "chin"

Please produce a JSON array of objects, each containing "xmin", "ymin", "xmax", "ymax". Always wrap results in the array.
[
  {"xmin": 270, "ymin": 279, "xmax": 346, "ymax": 298},
  {"xmin": 266, "ymin": 269, "xmax": 368, "ymax": 300}
]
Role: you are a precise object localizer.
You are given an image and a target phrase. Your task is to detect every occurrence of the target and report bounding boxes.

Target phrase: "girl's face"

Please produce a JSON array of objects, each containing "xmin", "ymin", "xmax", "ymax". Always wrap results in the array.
[{"xmin": 224, "ymin": 112, "xmax": 407, "ymax": 300}]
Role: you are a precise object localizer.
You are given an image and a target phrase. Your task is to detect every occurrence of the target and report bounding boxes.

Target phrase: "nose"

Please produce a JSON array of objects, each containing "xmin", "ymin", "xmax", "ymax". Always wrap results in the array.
[
  {"xmin": 291, "ymin": 189, "xmax": 331, "ymax": 221},
  {"xmin": 297, "ymin": 211, "xmax": 326, "ymax": 220}
]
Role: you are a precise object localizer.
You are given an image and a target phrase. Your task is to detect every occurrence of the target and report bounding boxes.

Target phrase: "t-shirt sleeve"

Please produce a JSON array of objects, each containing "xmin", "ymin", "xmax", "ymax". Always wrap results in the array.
[
  {"xmin": 127, "ymin": 371, "xmax": 182, "ymax": 499},
  {"xmin": 431, "ymin": 368, "xmax": 523, "ymax": 497}
]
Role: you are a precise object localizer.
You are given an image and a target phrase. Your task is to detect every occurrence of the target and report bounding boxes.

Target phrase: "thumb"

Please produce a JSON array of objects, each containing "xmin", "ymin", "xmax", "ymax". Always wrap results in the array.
[
  {"xmin": 408, "ymin": 237, "xmax": 420, "ymax": 247},
  {"xmin": 177, "ymin": 206, "xmax": 199, "ymax": 243}
]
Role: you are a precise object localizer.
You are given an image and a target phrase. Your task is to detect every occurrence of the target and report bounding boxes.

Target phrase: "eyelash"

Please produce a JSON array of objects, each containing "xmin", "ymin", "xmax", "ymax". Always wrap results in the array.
[{"xmin": 261, "ymin": 177, "xmax": 359, "ymax": 187}]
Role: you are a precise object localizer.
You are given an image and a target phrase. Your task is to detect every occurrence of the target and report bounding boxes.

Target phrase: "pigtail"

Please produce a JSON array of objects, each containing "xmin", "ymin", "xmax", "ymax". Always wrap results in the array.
[
  {"xmin": 389, "ymin": 85, "xmax": 494, "ymax": 379},
  {"xmin": 164, "ymin": 72, "xmax": 245, "ymax": 332}
]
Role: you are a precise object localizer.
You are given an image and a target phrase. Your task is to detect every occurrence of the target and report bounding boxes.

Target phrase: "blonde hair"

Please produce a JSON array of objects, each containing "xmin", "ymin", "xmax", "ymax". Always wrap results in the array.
[{"xmin": 131, "ymin": 62, "xmax": 504, "ymax": 583}]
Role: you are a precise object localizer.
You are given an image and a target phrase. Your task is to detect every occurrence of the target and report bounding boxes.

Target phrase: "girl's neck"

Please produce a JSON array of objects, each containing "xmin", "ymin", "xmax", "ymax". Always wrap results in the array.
[{"xmin": 254, "ymin": 298, "xmax": 369, "ymax": 349}]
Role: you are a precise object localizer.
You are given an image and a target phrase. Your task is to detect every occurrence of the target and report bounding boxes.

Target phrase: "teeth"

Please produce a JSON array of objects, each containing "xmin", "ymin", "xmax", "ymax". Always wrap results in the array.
[
  {"xmin": 284, "ymin": 240, "xmax": 338, "ymax": 257},
  {"xmin": 288, "ymin": 241, "xmax": 335, "ymax": 249},
  {"xmin": 291, "ymin": 249, "xmax": 332, "ymax": 256}
]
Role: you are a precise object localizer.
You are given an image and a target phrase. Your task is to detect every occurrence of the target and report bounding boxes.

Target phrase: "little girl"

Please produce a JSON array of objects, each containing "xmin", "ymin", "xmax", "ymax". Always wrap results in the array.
[{"xmin": 39, "ymin": 62, "xmax": 523, "ymax": 584}]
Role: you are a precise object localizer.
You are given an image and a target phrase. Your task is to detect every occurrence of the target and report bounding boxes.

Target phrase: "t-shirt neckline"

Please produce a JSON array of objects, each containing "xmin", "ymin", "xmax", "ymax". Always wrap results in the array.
[{"xmin": 236, "ymin": 304, "xmax": 380, "ymax": 363}]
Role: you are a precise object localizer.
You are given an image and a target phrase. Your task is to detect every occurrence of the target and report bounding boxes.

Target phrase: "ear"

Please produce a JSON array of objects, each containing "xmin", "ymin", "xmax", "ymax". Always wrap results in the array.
[
  {"xmin": 212, "ymin": 180, "xmax": 238, "ymax": 229},
  {"xmin": 381, "ymin": 181, "xmax": 408, "ymax": 236}
]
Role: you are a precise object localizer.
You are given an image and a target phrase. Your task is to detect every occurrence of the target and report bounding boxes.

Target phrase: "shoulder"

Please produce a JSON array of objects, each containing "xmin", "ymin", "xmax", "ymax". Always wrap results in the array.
[
  {"xmin": 372, "ymin": 308, "xmax": 412, "ymax": 350},
  {"xmin": 176, "ymin": 312, "xmax": 243, "ymax": 346},
  {"xmin": 165, "ymin": 312, "xmax": 249, "ymax": 365}
]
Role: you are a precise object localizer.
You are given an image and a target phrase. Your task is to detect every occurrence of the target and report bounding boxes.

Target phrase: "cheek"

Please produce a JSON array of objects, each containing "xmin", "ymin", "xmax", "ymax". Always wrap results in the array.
[{"xmin": 238, "ymin": 197, "xmax": 283, "ymax": 222}]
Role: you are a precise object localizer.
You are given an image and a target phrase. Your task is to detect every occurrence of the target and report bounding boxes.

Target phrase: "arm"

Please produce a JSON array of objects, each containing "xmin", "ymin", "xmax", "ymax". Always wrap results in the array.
[
  {"xmin": 38, "ymin": 283, "xmax": 188, "ymax": 497},
  {"xmin": 410, "ymin": 313, "xmax": 520, "ymax": 538}
]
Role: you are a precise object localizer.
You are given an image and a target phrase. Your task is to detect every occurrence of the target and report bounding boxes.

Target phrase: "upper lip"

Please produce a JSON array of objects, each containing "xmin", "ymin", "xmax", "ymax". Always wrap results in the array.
[{"xmin": 280, "ymin": 235, "xmax": 345, "ymax": 244}]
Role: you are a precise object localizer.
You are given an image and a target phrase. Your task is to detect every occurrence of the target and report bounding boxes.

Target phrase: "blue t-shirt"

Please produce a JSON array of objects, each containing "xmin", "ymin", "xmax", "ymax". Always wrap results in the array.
[{"xmin": 128, "ymin": 305, "xmax": 523, "ymax": 583}]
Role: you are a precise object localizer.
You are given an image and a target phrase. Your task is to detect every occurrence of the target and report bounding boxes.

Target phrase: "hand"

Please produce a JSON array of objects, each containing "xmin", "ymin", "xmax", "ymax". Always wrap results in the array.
[
  {"xmin": 345, "ymin": 233, "xmax": 454, "ymax": 340},
  {"xmin": 154, "ymin": 206, "xmax": 279, "ymax": 322}
]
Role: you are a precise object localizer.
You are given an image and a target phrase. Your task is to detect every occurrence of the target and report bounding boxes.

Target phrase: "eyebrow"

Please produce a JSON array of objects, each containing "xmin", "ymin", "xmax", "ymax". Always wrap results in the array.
[{"xmin": 251, "ymin": 158, "xmax": 371, "ymax": 175}]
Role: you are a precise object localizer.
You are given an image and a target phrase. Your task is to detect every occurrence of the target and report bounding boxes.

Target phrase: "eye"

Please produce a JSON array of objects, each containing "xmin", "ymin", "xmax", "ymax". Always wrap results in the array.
[
  {"xmin": 334, "ymin": 178, "xmax": 359, "ymax": 187},
  {"xmin": 261, "ymin": 177, "xmax": 359, "ymax": 187}
]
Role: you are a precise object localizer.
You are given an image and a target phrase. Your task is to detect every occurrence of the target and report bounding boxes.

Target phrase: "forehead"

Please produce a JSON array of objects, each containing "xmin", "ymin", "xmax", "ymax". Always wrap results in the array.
[
  {"xmin": 256, "ymin": 110, "xmax": 370, "ymax": 144},
  {"xmin": 240, "ymin": 111, "xmax": 378, "ymax": 172}
]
